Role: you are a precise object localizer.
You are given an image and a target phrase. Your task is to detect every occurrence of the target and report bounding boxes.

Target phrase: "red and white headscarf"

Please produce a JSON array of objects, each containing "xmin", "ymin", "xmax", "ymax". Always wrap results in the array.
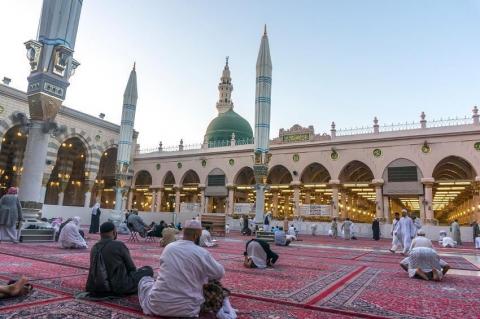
[{"xmin": 7, "ymin": 187, "xmax": 17, "ymax": 195}]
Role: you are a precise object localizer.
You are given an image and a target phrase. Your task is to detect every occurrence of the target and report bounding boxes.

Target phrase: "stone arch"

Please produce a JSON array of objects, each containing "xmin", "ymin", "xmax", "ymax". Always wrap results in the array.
[
  {"xmin": 91, "ymin": 147, "xmax": 118, "ymax": 208},
  {"xmin": 300, "ymin": 162, "xmax": 331, "ymax": 183},
  {"xmin": 162, "ymin": 171, "xmax": 176, "ymax": 186},
  {"xmin": 181, "ymin": 169, "xmax": 200, "ymax": 186},
  {"xmin": 0, "ymin": 125, "xmax": 28, "ymax": 195},
  {"xmin": 338, "ymin": 160, "xmax": 374, "ymax": 182},
  {"xmin": 433, "ymin": 156, "xmax": 476, "ymax": 180},
  {"xmin": 134, "ymin": 170, "xmax": 153, "ymax": 186},
  {"xmin": 0, "ymin": 116, "xmax": 15, "ymax": 139},
  {"xmin": 45, "ymin": 129, "xmax": 94, "ymax": 179},
  {"xmin": 234, "ymin": 166, "xmax": 255, "ymax": 185},
  {"xmin": 267, "ymin": 165, "xmax": 293, "ymax": 184}
]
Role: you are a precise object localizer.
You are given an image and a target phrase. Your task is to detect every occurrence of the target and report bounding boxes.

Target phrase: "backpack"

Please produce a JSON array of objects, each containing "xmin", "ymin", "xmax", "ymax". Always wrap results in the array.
[{"xmin": 86, "ymin": 243, "xmax": 111, "ymax": 294}]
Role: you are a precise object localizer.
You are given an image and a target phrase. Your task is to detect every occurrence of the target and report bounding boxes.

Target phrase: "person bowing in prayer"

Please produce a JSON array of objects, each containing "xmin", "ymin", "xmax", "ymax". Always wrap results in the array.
[
  {"xmin": 86, "ymin": 222, "xmax": 153, "ymax": 296},
  {"xmin": 399, "ymin": 247, "xmax": 450, "ymax": 281},
  {"xmin": 244, "ymin": 238, "xmax": 279, "ymax": 268},
  {"xmin": 138, "ymin": 220, "xmax": 227, "ymax": 317},
  {"xmin": 59, "ymin": 216, "xmax": 87, "ymax": 249}
]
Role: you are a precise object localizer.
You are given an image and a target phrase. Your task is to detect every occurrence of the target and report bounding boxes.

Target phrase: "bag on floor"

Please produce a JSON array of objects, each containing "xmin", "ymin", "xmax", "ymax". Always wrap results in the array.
[{"xmin": 86, "ymin": 244, "xmax": 111, "ymax": 294}]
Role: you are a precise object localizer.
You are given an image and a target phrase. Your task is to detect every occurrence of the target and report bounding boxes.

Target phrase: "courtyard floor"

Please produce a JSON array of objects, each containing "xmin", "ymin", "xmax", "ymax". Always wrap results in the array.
[{"xmin": 0, "ymin": 231, "xmax": 479, "ymax": 319}]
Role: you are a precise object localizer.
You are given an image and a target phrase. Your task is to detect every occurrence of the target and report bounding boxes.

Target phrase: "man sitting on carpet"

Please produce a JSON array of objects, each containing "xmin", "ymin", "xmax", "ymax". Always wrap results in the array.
[
  {"xmin": 59, "ymin": 217, "xmax": 87, "ymax": 249},
  {"xmin": 86, "ymin": 222, "xmax": 153, "ymax": 296},
  {"xmin": 127, "ymin": 211, "xmax": 150, "ymax": 238},
  {"xmin": 138, "ymin": 220, "xmax": 228, "ymax": 317},
  {"xmin": 274, "ymin": 227, "xmax": 291, "ymax": 246},
  {"xmin": 200, "ymin": 225, "xmax": 217, "ymax": 247},
  {"xmin": 409, "ymin": 229, "xmax": 432, "ymax": 250},
  {"xmin": 400, "ymin": 247, "xmax": 450, "ymax": 281},
  {"xmin": 244, "ymin": 238, "xmax": 279, "ymax": 268}
]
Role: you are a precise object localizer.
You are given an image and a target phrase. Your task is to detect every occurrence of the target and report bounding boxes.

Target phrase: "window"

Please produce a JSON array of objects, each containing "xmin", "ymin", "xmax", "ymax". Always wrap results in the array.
[
  {"xmin": 208, "ymin": 175, "xmax": 225, "ymax": 186},
  {"xmin": 388, "ymin": 166, "xmax": 418, "ymax": 182}
]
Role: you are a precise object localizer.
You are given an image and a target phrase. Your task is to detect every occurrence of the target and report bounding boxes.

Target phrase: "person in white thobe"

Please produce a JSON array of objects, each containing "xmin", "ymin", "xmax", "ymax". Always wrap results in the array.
[
  {"xmin": 287, "ymin": 225, "xmax": 297, "ymax": 241},
  {"xmin": 409, "ymin": 230, "xmax": 433, "ymax": 250},
  {"xmin": 200, "ymin": 228, "xmax": 217, "ymax": 247},
  {"xmin": 412, "ymin": 216, "xmax": 422, "ymax": 237},
  {"xmin": 441, "ymin": 236, "xmax": 457, "ymax": 248},
  {"xmin": 397, "ymin": 210, "xmax": 416, "ymax": 254},
  {"xmin": 389, "ymin": 213, "xmax": 403, "ymax": 253},
  {"xmin": 138, "ymin": 220, "xmax": 225, "ymax": 318},
  {"xmin": 450, "ymin": 220, "xmax": 462, "ymax": 245},
  {"xmin": 59, "ymin": 217, "xmax": 87, "ymax": 249},
  {"xmin": 400, "ymin": 247, "xmax": 450, "ymax": 281}
]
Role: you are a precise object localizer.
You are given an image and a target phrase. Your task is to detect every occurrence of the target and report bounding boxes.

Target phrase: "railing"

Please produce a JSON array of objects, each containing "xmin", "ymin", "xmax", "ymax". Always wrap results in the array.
[
  {"xmin": 427, "ymin": 116, "xmax": 472, "ymax": 128},
  {"xmin": 138, "ymin": 138, "xmax": 254, "ymax": 154},
  {"xmin": 379, "ymin": 121, "xmax": 422, "ymax": 132},
  {"xmin": 336, "ymin": 126, "xmax": 374, "ymax": 136}
]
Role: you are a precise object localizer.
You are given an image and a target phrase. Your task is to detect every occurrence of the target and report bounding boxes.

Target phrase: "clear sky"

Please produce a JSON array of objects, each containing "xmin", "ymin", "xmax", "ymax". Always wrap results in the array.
[{"xmin": 1, "ymin": 0, "xmax": 480, "ymax": 148}]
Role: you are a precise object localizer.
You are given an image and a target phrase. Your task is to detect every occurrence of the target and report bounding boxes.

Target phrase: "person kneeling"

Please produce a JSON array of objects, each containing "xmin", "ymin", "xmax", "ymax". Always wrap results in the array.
[
  {"xmin": 200, "ymin": 226, "xmax": 217, "ymax": 247},
  {"xmin": 59, "ymin": 217, "xmax": 87, "ymax": 249},
  {"xmin": 400, "ymin": 247, "xmax": 450, "ymax": 281},
  {"xmin": 138, "ymin": 220, "xmax": 231, "ymax": 318},
  {"xmin": 86, "ymin": 222, "xmax": 153, "ymax": 296},
  {"xmin": 274, "ymin": 227, "xmax": 291, "ymax": 246},
  {"xmin": 244, "ymin": 239, "xmax": 279, "ymax": 268}
]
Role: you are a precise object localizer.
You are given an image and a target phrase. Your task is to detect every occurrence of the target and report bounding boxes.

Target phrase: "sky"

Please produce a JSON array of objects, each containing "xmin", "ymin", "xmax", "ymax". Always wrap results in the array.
[{"xmin": 1, "ymin": 0, "xmax": 480, "ymax": 149}]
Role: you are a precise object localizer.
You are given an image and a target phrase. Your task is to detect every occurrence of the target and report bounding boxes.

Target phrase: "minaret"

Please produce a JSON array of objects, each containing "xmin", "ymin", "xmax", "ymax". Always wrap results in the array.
[
  {"xmin": 19, "ymin": 0, "xmax": 82, "ymax": 205},
  {"xmin": 114, "ymin": 64, "xmax": 138, "ymax": 212},
  {"xmin": 216, "ymin": 57, "xmax": 234, "ymax": 114},
  {"xmin": 253, "ymin": 25, "xmax": 272, "ymax": 225}
]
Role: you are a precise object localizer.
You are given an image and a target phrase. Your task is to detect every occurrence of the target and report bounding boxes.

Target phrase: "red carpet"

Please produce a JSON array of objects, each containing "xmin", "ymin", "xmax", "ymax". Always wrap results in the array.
[{"xmin": 0, "ymin": 231, "xmax": 479, "ymax": 318}]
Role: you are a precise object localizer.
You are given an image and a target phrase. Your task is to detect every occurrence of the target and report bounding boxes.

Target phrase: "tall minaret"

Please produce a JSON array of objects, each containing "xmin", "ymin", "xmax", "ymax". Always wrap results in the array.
[
  {"xmin": 253, "ymin": 25, "xmax": 272, "ymax": 225},
  {"xmin": 216, "ymin": 57, "xmax": 234, "ymax": 114},
  {"xmin": 19, "ymin": 0, "xmax": 82, "ymax": 205},
  {"xmin": 114, "ymin": 64, "xmax": 138, "ymax": 212}
]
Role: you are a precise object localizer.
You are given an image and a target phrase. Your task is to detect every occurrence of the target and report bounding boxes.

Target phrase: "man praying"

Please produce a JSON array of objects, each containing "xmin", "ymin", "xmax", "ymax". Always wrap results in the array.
[
  {"xmin": 400, "ymin": 247, "xmax": 450, "ymax": 281},
  {"xmin": 59, "ymin": 216, "xmax": 87, "ymax": 249},
  {"xmin": 274, "ymin": 227, "xmax": 291, "ymax": 246},
  {"xmin": 200, "ymin": 225, "xmax": 217, "ymax": 247},
  {"xmin": 409, "ymin": 229, "xmax": 432, "ymax": 250},
  {"xmin": 138, "ymin": 220, "xmax": 225, "ymax": 317},
  {"xmin": 86, "ymin": 222, "xmax": 153, "ymax": 296},
  {"xmin": 244, "ymin": 238, "xmax": 279, "ymax": 268}
]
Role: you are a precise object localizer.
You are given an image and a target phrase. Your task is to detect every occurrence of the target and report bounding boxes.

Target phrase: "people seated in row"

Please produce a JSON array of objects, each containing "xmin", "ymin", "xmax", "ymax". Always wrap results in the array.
[
  {"xmin": 160, "ymin": 224, "xmax": 179, "ymax": 247},
  {"xmin": 86, "ymin": 222, "xmax": 153, "ymax": 296},
  {"xmin": 274, "ymin": 227, "xmax": 291, "ymax": 246},
  {"xmin": 400, "ymin": 246, "xmax": 450, "ymax": 281},
  {"xmin": 244, "ymin": 239, "xmax": 279, "ymax": 268},
  {"xmin": 138, "ymin": 220, "xmax": 226, "ymax": 317},
  {"xmin": 147, "ymin": 220, "xmax": 167, "ymax": 238},
  {"xmin": 200, "ymin": 226, "xmax": 217, "ymax": 247},
  {"xmin": 126, "ymin": 211, "xmax": 150, "ymax": 237},
  {"xmin": 0, "ymin": 276, "xmax": 32, "ymax": 299},
  {"xmin": 59, "ymin": 216, "xmax": 87, "ymax": 249}
]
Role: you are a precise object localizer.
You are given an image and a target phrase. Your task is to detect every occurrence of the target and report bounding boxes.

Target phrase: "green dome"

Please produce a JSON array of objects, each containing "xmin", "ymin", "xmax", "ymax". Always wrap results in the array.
[{"xmin": 205, "ymin": 109, "xmax": 253, "ymax": 143}]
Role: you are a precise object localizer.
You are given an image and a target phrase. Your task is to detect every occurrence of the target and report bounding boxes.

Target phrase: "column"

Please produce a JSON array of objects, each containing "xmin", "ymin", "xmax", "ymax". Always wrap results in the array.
[
  {"xmin": 199, "ymin": 184, "xmax": 206, "ymax": 214},
  {"xmin": 422, "ymin": 178, "xmax": 435, "ymax": 224},
  {"xmin": 304, "ymin": 190, "xmax": 311, "ymax": 205},
  {"xmin": 18, "ymin": 121, "xmax": 50, "ymax": 203},
  {"xmin": 40, "ymin": 174, "xmax": 50, "ymax": 204},
  {"xmin": 372, "ymin": 179, "xmax": 384, "ymax": 220},
  {"xmin": 150, "ymin": 189, "xmax": 157, "ymax": 212},
  {"xmin": 204, "ymin": 196, "xmax": 209, "ymax": 214},
  {"xmin": 227, "ymin": 184, "xmax": 235, "ymax": 215},
  {"xmin": 475, "ymin": 178, "xmax": 480, "ymax": 222},
  {"xmin": 96, "ymin": 189, "xmax": 103, "ymax": 204},
  {"xmin": 329, "ymin": 180, "xmax": 340, "ymax": 217},
  {"xmin": 419, "ymin": 195, "xmax": 425, "ymax": 221},
  {"xmin": 57, "ymin": 180, "xmax": 68, "ymax": 206},
  {"xmin": 383, "ymin": 195, "xmax": 390, "ymax": 223},
  {"xmin": 341, "ymin": 189, "xmax": 348, "ymax": 219},
  {"xmin": 291, "ymin": 181, "xmax": 301, "ymax": 218},
  {"xmin": 127, "ymin": 190, "xmax": 134, "ymax": 210},
  {"xmin": 58, "ymin": 192, "xmax": 65, "ymax": 206},
  {"xmin": 272, "ymin": 191, "xmax": 279, "ymax": 217},
  {"xmin": 156, "ymin": 187, "xmax": 163, "ymax": 212},
  {"xmin": 83, "ymin": 178, "xmax": 95, "ymax": 208},
  {"xmin": 174, "ymin": 185, "xmax": 181, "ymax": 213}
]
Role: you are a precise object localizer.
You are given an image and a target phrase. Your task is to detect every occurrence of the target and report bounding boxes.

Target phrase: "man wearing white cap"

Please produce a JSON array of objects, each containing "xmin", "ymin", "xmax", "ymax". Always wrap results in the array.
[
  {"xmin": 138, "ymin": 220, "xmax": 230, "ymax": 317},
  {"xmin": 397, "ymin": 209, "xmax": 416, "ymax": 255},
  {"xmin": 409, "ymin": 229, "xmax": 433, "ymax": 250}
]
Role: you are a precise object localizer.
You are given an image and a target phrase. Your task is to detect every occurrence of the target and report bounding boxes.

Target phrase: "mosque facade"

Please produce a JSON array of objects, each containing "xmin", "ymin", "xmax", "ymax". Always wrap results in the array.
[{"xmin": 0, "ymin": 16, "xmax": 479, "ymax": 227}]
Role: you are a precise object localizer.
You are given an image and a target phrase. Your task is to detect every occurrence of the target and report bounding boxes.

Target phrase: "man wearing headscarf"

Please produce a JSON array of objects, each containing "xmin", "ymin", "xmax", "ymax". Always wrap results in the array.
[
  {"xmin": 59, "ymin": 217, "xmax": 87, "ymax": 249},
  {"xmin": 86, "ymin": 222, "xmax": 153, "ymax": 296},
  {"xmin": 89, "ymin": 203, "xmax": 101, "ymax": 234},
  {"xmin": 0, "ymin": 187, "xmax": 22, "ymax": 242},
  {"xmin": 138, "ymin": 220, "xmax": 226, "ymax": 317}
]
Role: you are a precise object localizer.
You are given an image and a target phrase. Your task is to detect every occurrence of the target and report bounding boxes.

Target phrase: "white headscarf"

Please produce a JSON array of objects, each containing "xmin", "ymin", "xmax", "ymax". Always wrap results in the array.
[
  {"xmin": 73, "ymin": 216, "xmax": 81, "ymax": 226},
  {"xmin": 59, "ymin": 217, "xmax": 87, "ymax": 248},
  {"xmin": 92, "ymin": 203, "xmax": 100, "ymax": 215}
]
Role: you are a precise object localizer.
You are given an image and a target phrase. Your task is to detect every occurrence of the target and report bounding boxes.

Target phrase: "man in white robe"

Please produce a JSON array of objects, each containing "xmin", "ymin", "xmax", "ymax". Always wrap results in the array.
[
  {"xmin": 450, "ymin": 219, "xmax": 462, "ymax": 245},
  {"xmin": 138, "ymin": 220, "xmax": 225, "ymax": 317},
  {"xmin": 400, "ymin": 247, "xmax": 450, "ymax": 281},
  {"xmin": 397, "ymin": 209, "xmax": 416, "ymax": 255},
  {"xmin": 389, "ymin": 212, "xmax": 403, "ymax": 253},
  {"xmin": 59, "ymin": 217, "xmax": 87, "ymax": 249},
  {"xmin": 412, "ymin": 216, "xmax": 422, "ymax": 237},
  {"xmin": 409, "ymin": 229, "xmax": 432, "ymax": 250},
  {"xmin": 200, "ymin": 226, "xmax": 217, "ymax": 248}
]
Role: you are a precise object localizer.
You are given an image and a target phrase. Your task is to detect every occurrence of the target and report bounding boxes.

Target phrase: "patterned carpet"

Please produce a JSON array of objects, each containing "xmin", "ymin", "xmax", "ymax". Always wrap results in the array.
[{"xmin": 0, "ymin": 232, "xmax": 479, "ymax": 319}]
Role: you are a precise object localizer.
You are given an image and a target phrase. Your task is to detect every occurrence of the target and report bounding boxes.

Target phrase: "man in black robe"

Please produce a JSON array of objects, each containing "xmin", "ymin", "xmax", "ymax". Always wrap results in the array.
[
  {"xmin": 86, "ymin": 222, "xmax": 153, "ymax": 296},
  {"xmin": 372, "ymin": 218, "xmax": 380, "ymax": 241}
]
